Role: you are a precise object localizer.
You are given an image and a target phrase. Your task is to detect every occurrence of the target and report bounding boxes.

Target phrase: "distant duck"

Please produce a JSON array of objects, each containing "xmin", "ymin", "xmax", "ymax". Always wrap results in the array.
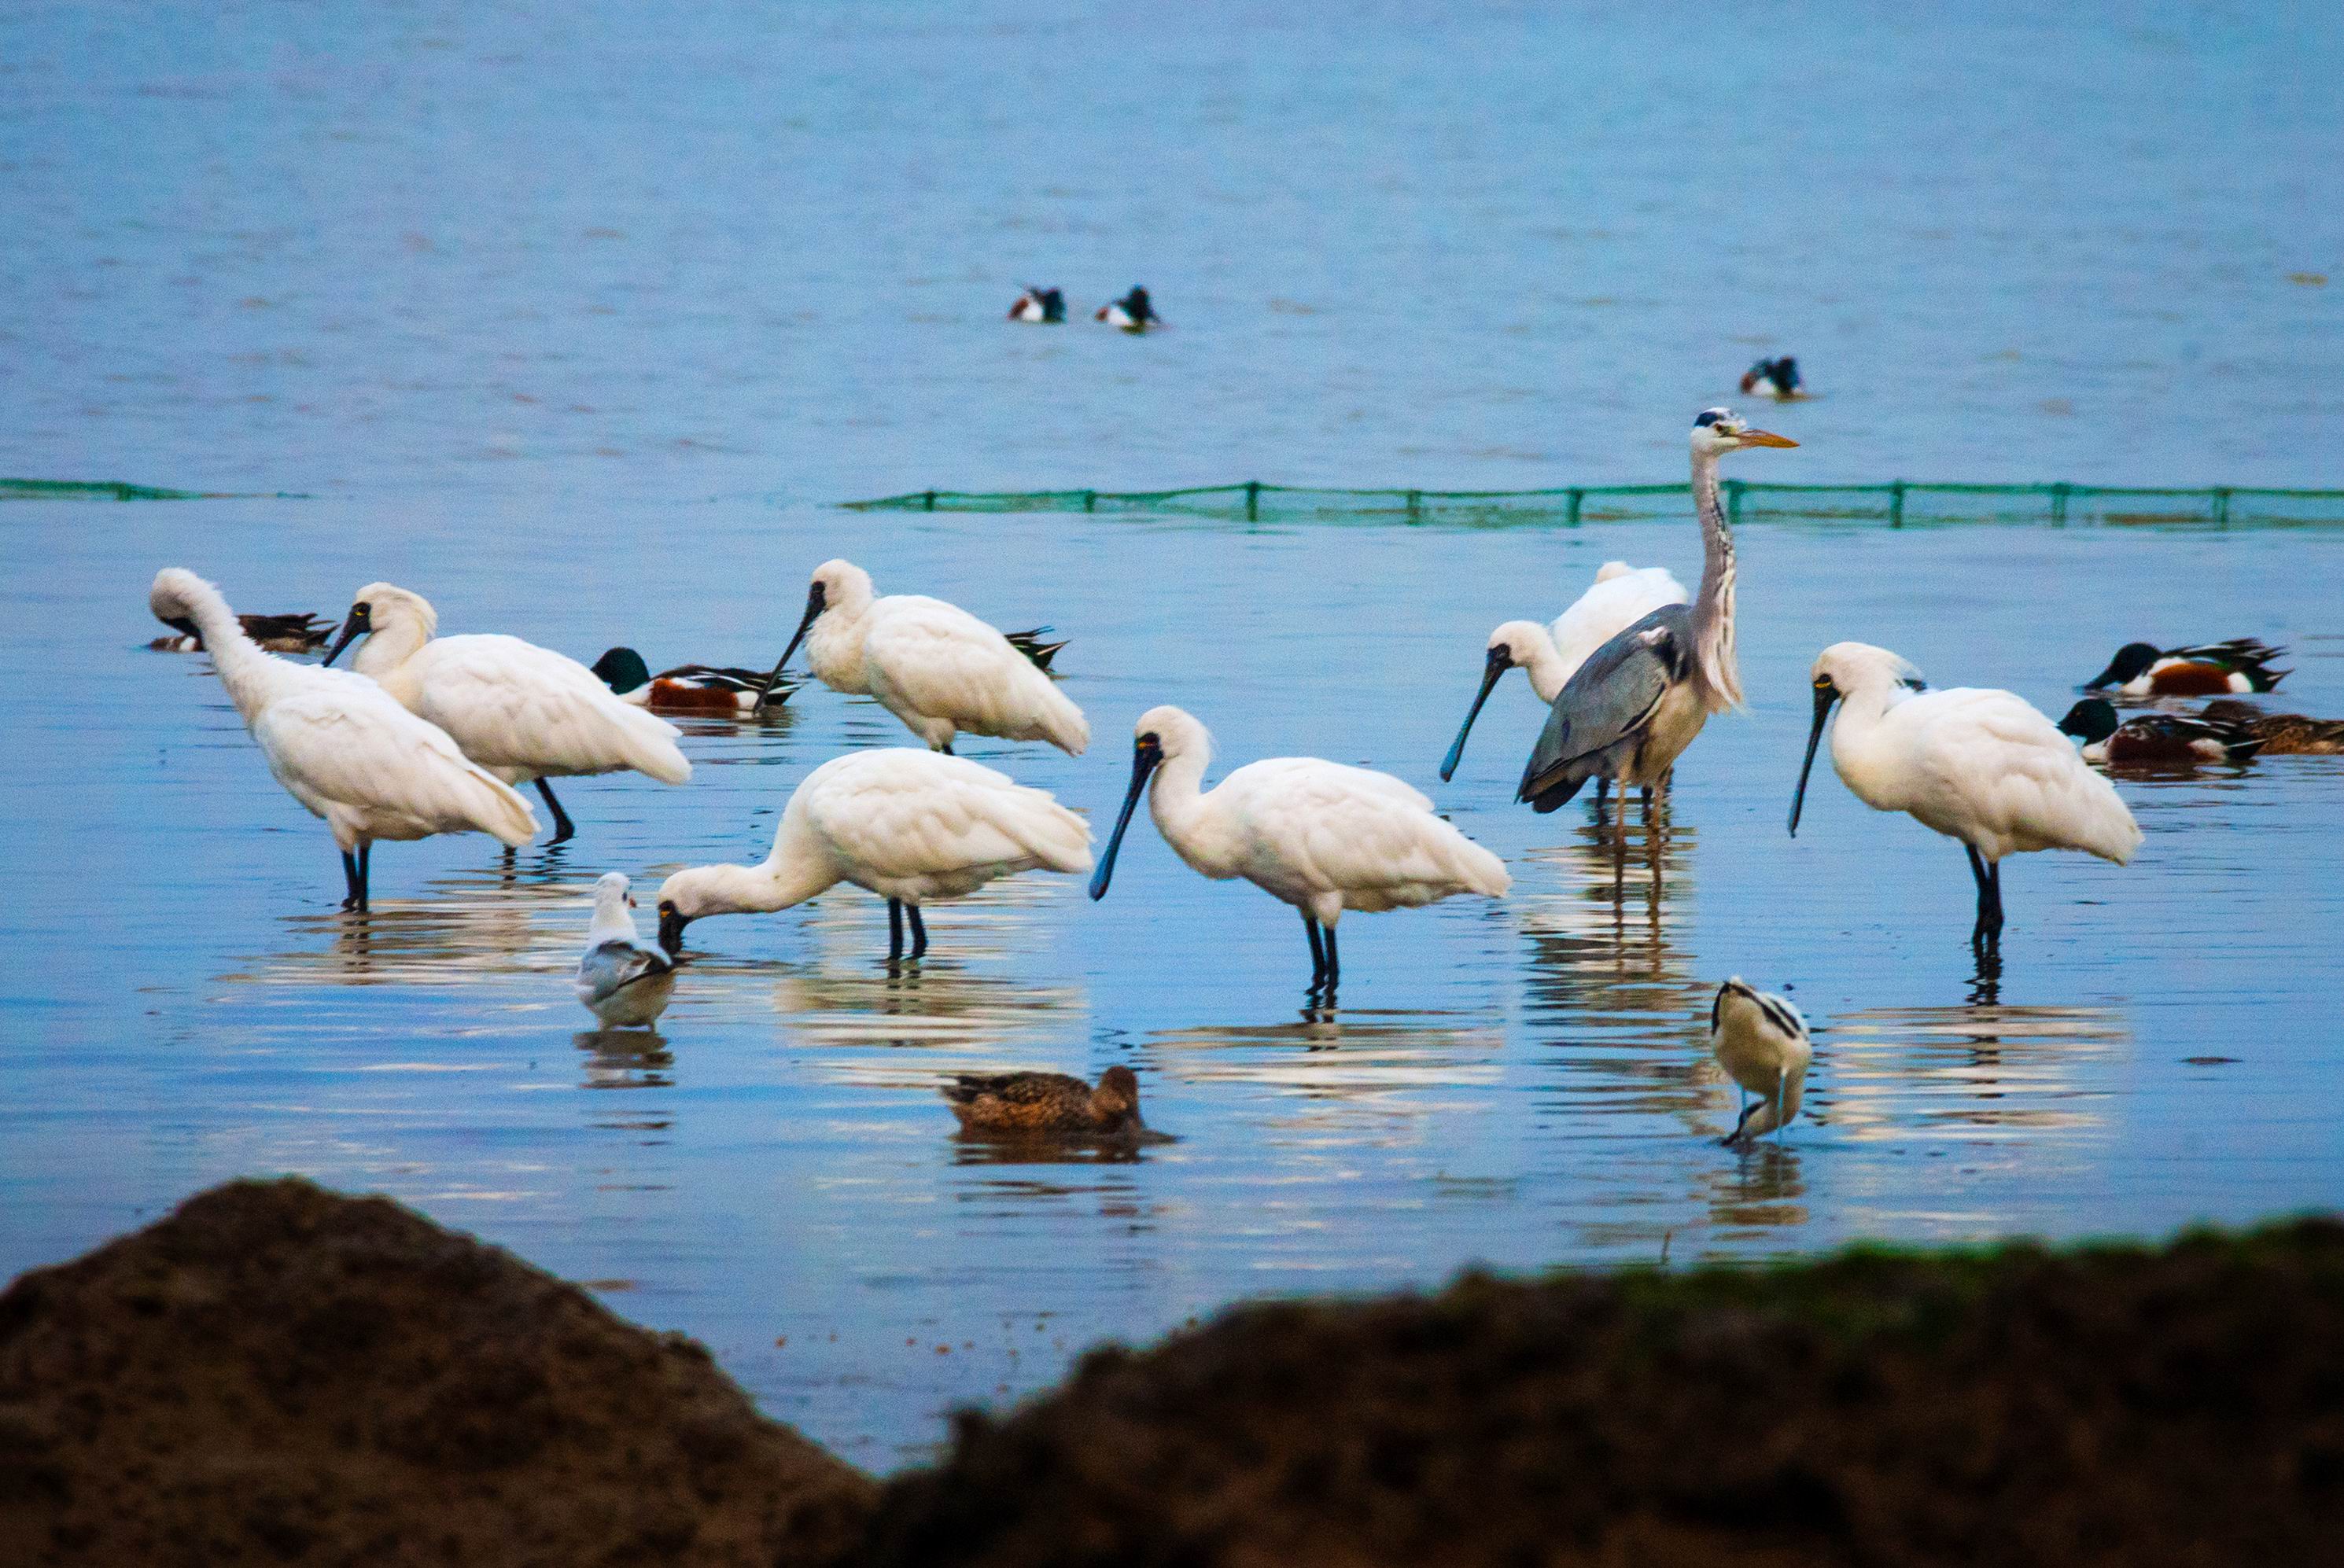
[
  {"xmin": 2058, "ymin": 698, "xmax": 2264, "ymax": 766},
  {"xmin": 941, "ymin": 1066, "xmax": 1149, "ymax": 1138},
  {"xmin": 2083, "ymin": 639, "xmax": 2289, "ymax": 697},
  {"xmin": 2200, "ymin": 698, "xmax": 2344, "ymax": 755},
  {"xmin": 1096, "ymin": 285, "xmax": 1160, "ymax": 333},
  {"xmin": 1711, "ymin": 977, "xmax": 1811, "ymax": 1145},
  {"xmin": 1739, "ymin": 356, "xmax": 1805, "ymax": 399},
  {"xmin": 150, "ymin": 610, "xmax": 333, "ymax": 654},
  {"xmin": 1008, "ymin": 285, "xmax": 1067, "ymax": 324},
  {"xmin": 575, "ymin": 872, "xmax": 677, "ymax": 1027},
  {"xmin": 1004, "ymin": 627, "xmax": 1070, "ymax": 672},
  {"xmin": 590, "ymin": 647, "xmax": 794, "ymax": 713}
]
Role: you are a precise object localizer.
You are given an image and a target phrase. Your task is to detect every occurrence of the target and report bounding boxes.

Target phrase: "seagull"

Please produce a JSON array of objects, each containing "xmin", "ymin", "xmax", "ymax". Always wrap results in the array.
[
  {"xmin": 575, "ymin": 871, "xmax": 677, "ymax": 1026},
  {"xmin": 1711, "ymin": 977, "xmax": 1811, "ymax": 1145},
  {"xmin": 940, "ymin": 1066, "xmax": 1152, "ymax": 1138},
  {"xmin": 751, "ymin": 559, "xmax": 1088, "ymax": 755},
  {"xmin": 1790, "ymin": 642, "xmax": 2142, "ymax": 948},
  {"xmin": 2083, "ymin": 638, "xmax": 2289, "ymax": 697},
  {"xmin": 655, "ymin": 748, "xmax": 1092, "ymax": 959},
  {"xmin": 1442, "ymin": 561, "xmax": 1688, "ymax": 783},
  {"xmin": 1089, "ymin": 705, "xmax": 1509, "ymax": 997},
  {"xmin": 147, "ymin": 569, "xmax": 536, "ymax": 910},
  {"xmin": 321, "ymin": 583, "xmax": 691, "ymax": 845}
]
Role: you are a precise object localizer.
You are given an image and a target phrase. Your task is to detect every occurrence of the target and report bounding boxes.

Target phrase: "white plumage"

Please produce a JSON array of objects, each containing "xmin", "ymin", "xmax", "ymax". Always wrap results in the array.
[
  {"xmin": 576, "ymin": 871, "xmax": 676, "ymax": 1026},
  {"xmin": 1710, "ymin": 977, "xmax": 1812, "ymax": 1144},
  {"xmin": 1092, "ymin": 705, "xmax": 1509, "ymax": 995},
  {"xmin": 322, "ymin": 582, "xmax": 691, "ymax": 845},
  {"xmin": 148, "ymin": 569, "xmax": 537, "ymax": 910},
  {"xmin": 758, "ymin": 559, "xmax": 1088, "ymax": 756},
  {"xmin": 1790, "ymin": 641, "xmax": 2142, "ymax": 945},
  {"xmin": 655, "ymin": 748, "xmax": 1093, "ymax": 959}
]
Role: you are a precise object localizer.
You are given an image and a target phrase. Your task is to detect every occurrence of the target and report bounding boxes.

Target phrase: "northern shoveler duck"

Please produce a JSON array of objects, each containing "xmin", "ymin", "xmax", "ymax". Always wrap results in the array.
[
  {"xmin": 591, "ymin": 646, "xmax": 795, "ymax": 712},
  {"xmin": 2083, "ymin": 638, "xmax": 2289, "ymax": 697},
  {"xmin": 1008, "ymin": 285, "xmax": 1066, "ymax": 323},
  {"xmin": 1096, "ymin": 285, "xmax": 1159, "ymax": 333},
  {"xmin": 150, "ymin": 609, "xmax": 334, "ymax": 653},
  {"xmin": 2200, "ymin": 698, "xmax": 2344, "ymax": 755},
  {"xmin": 1738, "ymin": 355, "xmax": 1805, "ymax": 399},
  {"xmin": 1004, "ymin": 626, "xmax": 1068, "ymax": 672},
  {"xmin": 941, "ymin": 1066, "xmax": 1148, "ymax": 1137},
  {"xmin": 576, "ymin": 872, "xmax": 676, "ymax": 1027},
  {"xmin": 2058, "ymin": 698, "xmax": 2264, "ymax": 765}
]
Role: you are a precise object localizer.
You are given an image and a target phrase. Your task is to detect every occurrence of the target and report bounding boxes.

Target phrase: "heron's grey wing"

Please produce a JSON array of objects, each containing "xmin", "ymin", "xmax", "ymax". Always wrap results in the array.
[
  {"xmin": 1516, "ymin": 606, "xmax": 1687, "ymax": 808},
  {"xmin": 578, "ymin": 939, "xmax": 672, "ymax": 1002}
]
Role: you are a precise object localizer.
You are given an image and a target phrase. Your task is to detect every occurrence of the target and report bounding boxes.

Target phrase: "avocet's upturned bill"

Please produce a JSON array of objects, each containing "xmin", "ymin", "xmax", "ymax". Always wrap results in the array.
[
  {"xmin": 1091, "ymin": 705, "xmax": 1509, "ymax": 998},
  {"xmin": 1790, "ymin": 642, "xmax": 2141, "ymax": 948},
  {"xmin": 149, "ymin": 569, "xmax": 536, "ymax": 911}
]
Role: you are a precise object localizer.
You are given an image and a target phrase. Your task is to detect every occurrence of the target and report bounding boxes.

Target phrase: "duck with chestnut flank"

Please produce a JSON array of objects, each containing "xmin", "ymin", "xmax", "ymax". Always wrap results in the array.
[
  {"xmin": 2083, "ymin": 639, "xmax": 2288, "ymax": 698},
  {"xmin": 2058, "ymin": 698, "xmax": 2265, "ymax": 766}
]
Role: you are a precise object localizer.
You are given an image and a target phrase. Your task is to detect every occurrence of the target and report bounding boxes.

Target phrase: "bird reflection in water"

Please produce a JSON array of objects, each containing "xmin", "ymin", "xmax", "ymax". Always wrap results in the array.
[
  {"xmin": 1824, "ymin": 995, "xmax": 2127, "ymax": 1140},
  {"xmin": 1702, "ymin": 1141, "xmax": 1808, "ymax": 1233},
  {"xmin": 575, "ymin": 1027, "xmax": 674, "ymax": 1092},
  {"xmin": 241, "ymin": 861, "xmax": 588, "ymax": 986}
]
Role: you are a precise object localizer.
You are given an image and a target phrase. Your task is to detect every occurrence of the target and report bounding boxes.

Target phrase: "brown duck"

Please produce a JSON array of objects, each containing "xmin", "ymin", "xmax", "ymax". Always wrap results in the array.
[
  {"xmin": 942, "ymin": 1066, "xmax": 1145, "ymax": 1137},
  {"xmin": 2201, "ymin": 699, "xmax": 2344, "ymax": 755},
  {"xmin": 150, "ymin": 610, "xmax": 334, "ymax": 653}
]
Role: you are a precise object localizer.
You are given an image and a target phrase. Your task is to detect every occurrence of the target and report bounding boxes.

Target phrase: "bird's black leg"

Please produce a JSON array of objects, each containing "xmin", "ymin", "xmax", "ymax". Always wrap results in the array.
[
  {"xmin": 1594, "ymin": 778, "xmax": 1610, "ymax": 817},
  {"xmin": 341, "ymin": 850, "xmax": 362, "ymax": 911},
  {"xmin": 1964, "ymin": 844, "xmax": 1997, "ymax": 948},
  {"xmin": 1984, "ymin": 859, "xmax": 2006, "ymax": 942},
  {"xmin": 1322, "ymin": 922, "xmax": 1340, "ymax": 994},
  {"xmin": 906, "ymin": 903, "xmax": 928, "ymax": 959},
  {"xmin": 887, "ymin": 898, "xmax": 905, "ymax": 960},
  {"xmin": 1303, "ymin": 910, "xmax": 1327, "ymax": 992},
  {"xmin": 535, "ymin": 779, "xmax": 577, "ymax": 845}
]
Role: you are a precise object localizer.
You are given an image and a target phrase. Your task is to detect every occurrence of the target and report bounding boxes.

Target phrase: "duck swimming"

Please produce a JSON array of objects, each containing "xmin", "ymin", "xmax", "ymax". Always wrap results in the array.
[
  {"xmin": 2083, "ymin": 639, "xmax": 2288, "ymax": 697},
  {"xmin": 1096, "ymin": 285, "xmax": 1159, "ymax": 333},
  {"xmin": 2198, "ymin": 698, "xmax": 2344, "ymax": 755},
  {"xmin": 1739, "ymin": 356, "xmax": 1805, "ymax": 399},
  {"xmin": 1008, "ymin": 285, "xmax": 1066, "ymax": 323},
  {"xmin": 150, "ymin": 609, "xmax": 334, "ymax": 654},
  {"xmin": 2058, "ymin": 698, "xmax": 2264, "ymax": 766},
  {"xmin": 941, "ymin": 1066, "xmax": 1149, "ymax": 1138},
  {"xmin": 591, "ymin": 647, "xmax": 794, "ymax": 713}
]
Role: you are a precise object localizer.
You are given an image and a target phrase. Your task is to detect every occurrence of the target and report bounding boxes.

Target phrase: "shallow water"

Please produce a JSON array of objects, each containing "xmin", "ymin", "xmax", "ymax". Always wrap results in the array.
[{"xmin": 5, "ymin": 2, "xmax": 2343, "ymax": 1467}]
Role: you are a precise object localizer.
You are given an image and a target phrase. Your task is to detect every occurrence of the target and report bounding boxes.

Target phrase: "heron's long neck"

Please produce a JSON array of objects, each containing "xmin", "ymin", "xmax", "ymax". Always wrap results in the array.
[{"xmin": 1690, "ymin": 451, "xmax": 1742, "ymax": 711}]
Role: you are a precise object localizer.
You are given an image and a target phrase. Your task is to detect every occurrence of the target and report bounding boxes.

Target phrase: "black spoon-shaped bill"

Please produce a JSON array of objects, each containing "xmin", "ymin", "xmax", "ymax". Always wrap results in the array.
[
  {"xmin": 1788, "ymin": 681, "xmax": 1840, "ymax": 837},
  {"xmin": 319, "ymin": 602, "xmax": 371, "ymax": 668},
  {"xmin": 753, "ymin": 582, "xmax": 824, "ymax": 714},
  {"xmin": 1089, "ymin": 738, "xmax": 1163, "ymax": 900},
  {"xmin": 1439, "ymin": 648, "xmax": 1511, "ymax": 782}
]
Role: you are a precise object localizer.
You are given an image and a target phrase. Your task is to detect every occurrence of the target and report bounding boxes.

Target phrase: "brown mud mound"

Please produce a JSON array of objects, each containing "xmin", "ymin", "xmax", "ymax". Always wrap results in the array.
[
  {"xmin": 861, "ymin": 1223, "xmax": 2344, "ymax": 1568},
  {"xmin": 0, "ymin": 1178, "xmax": 874, "ymax": 1567}
]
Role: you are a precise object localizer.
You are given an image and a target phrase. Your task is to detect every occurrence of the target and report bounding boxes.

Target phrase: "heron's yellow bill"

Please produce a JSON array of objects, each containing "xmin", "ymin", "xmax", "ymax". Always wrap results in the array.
[{"xmin": 1738, "ymin": 429, "xmax": 1799, "ymax": 447}]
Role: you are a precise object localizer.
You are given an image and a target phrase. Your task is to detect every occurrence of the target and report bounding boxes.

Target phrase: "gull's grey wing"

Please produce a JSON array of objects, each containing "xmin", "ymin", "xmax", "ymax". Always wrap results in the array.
[
  {"xmin": 1516, "ymin": 605, "xmax": 1690, "ymax": 812},
  {"xmin": 577, "ymin": 938, "xmax": 673, "ymax": 1002}
]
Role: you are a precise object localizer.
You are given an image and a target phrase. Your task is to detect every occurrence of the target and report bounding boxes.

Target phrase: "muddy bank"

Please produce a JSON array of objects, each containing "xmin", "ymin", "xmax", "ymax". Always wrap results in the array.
[
  {"xmin": 864, "ymin": 1222, "xmax": 2344, "ymax": 1567},
  {"xmin": 0, "ymin": 1179, "xmax": 874, "ymax": 1567}
]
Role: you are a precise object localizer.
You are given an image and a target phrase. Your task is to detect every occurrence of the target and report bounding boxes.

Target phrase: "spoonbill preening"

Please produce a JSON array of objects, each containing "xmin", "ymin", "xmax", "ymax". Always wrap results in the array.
[
  {"xmin": 148, "ymin": 569, "xmax": 537, "ymax": 910},
  {"xmin": 575, "ymin": 871, "xmax": 676, "ymax": 1027},
  {"xmin": 2082, "ymin": 638, "xmax": 2288, "ymax": 697},
  {"xmin": 1516, "ymin": 410, "xmax": 1797, "ymax": 818},
  {"xmin": 751, "ymin": 559, "xmax": 1089, "ymax": 755},
  {"xmin": 2057, "ymin": 699, "xmax": 2265, "ymax": 766},
  {"xmin": 321, "ymin": 583, "xmax": 691, "ymax": 845},
  {"xmin": 1441, "ymin": 561, "xmax": 1687, "ymax": 782},
  {"xmin": 654, "ymin": 749, "xmax": 1092, "ymax": 959},
  {"xmin": 1710, "ymin": 977, "xmax": 1811, "ymax": 1145},
  {"xmin": 1089, "ymin": 705, "xmax": 1510, "ymax": 997},
  {"xmin": 1789, "ymin": 642, "xmax": 2142, "ymax": 948},
  {"xmin": 941, "ymin": 1066, "xmax": 1150, "ymax": 1138}
]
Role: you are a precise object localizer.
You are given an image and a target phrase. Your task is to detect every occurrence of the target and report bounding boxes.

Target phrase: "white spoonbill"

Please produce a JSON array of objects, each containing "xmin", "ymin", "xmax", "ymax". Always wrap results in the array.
[
  {"xmin": 576, "ymin": 872, "xmax": 676, "ymax": 1026},
  {"xmin": 322, "ymin": 583, "xmax": 691, "ymax": 845},
  {"xmin": 751, "ymin": 559, "xmax": 1089, "ymax": 756},
  {"xmin": 1517, "ymin": 410, "xmax": 1797, "ymax": 820},
  {"xmin": 1090, "ymin": 706, "xmax": 1510, "ymax": 996},
  {"xmin": 148, "ymin": 569, "xmax": 537, "ymax": 910},
  {"xmin": 1789, "ymin": 642, "xmax": 2142, "ymax": 948},
  {"xmin": 1440, "ymin": 561, "xmax": 1688, "ymax": 782},
  {"xmin": 1710, "ymin": 977, "xmax": 1811, "ymax": 1145},
  {"xmin": 654, "ymin": 749, "xmax": 1092, "ymax": 959}
]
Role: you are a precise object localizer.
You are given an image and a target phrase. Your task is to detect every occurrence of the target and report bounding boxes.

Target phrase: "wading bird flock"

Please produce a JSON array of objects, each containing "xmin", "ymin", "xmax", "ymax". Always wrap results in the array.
[{"xmin": 149, "ymin": 402, "xmax": 2320, "ymax": 1146}]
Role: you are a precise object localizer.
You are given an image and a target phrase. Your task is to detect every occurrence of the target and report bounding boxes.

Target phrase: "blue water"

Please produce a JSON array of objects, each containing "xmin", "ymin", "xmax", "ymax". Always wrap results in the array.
[{"xmin": 4, "ymin": 2, "xmax": 2342, "ymax": 1466}]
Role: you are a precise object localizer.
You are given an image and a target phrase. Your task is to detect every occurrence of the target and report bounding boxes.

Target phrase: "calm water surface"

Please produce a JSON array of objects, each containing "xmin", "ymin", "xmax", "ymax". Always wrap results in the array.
[{"xmin": 4, "ymin": 2, "xmax": 2341, "ymax": 1465}]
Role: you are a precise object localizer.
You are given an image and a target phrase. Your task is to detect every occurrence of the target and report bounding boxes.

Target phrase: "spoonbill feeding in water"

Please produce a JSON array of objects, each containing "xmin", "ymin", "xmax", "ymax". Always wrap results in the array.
[
  {"xmin": 322, "ymin": 583, "xmax": 691, "ymax": 845},
  {"xmin": 654, "ymin": 749, "xmax": 1092, "ymax": 959},
  {"xmin": 148, "ymin": 569, "xmax": 537, "ymax": 910},
  {"xmin": 1089, "ymin": 705, "xmax": 1510, "ymax": 997},
  {"xmin": 1516, "ymin": 410, "xmax": 1797, "ymax": 824},
  {"xmin": 751, "ymin": 559, "xmax": 1089, "ymax": 756},
  {"xmin": 575, "ymin": 872, "xmax": 677, "ymax": 1026},
  {"xmin": 2082, "ymin": 638, "xmax": 2288, "ymax": 697},
  {"xmin": 1440, "ymin": 561, "xmax": 1687, "ymax": 782},
  {"xmin": 941, "ymin": 1066, "xmax": 1152, "ymax": 1139},
  {"xmin": 1789, "ymin": 642, "xmax": 2142, "ymax": 948},
  {"xmin": 2057, "ymin": 699, "xmax": 2264, "ymax": 766},
  {"xmin": 1710, "ymin": 977, "xmax": 1811, "ymax": 1145}
]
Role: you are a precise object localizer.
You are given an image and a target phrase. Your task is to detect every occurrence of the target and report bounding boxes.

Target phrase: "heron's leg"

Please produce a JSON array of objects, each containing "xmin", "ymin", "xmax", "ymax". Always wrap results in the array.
[
  {"xmin": 887, "ymin": 898, "xmax": 905, "ymax": 961},
  {"xmin": 1302, "ymin": 911, "xmax": 1326, "ymax": 990},
  {"xmin": 1594, "ymin": 777, "xmax": 1609, "ymax": 818},
  {"xmin": 535, "ymin": 779, "xmax": 577, "ymax": 845},
  {"xmin": 906, "ymin": 904, "xmax": 928, "ymax": 960},
  {"xmin": 341, "ymin": 850, "xmax": 362, "ymax": 911}
]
